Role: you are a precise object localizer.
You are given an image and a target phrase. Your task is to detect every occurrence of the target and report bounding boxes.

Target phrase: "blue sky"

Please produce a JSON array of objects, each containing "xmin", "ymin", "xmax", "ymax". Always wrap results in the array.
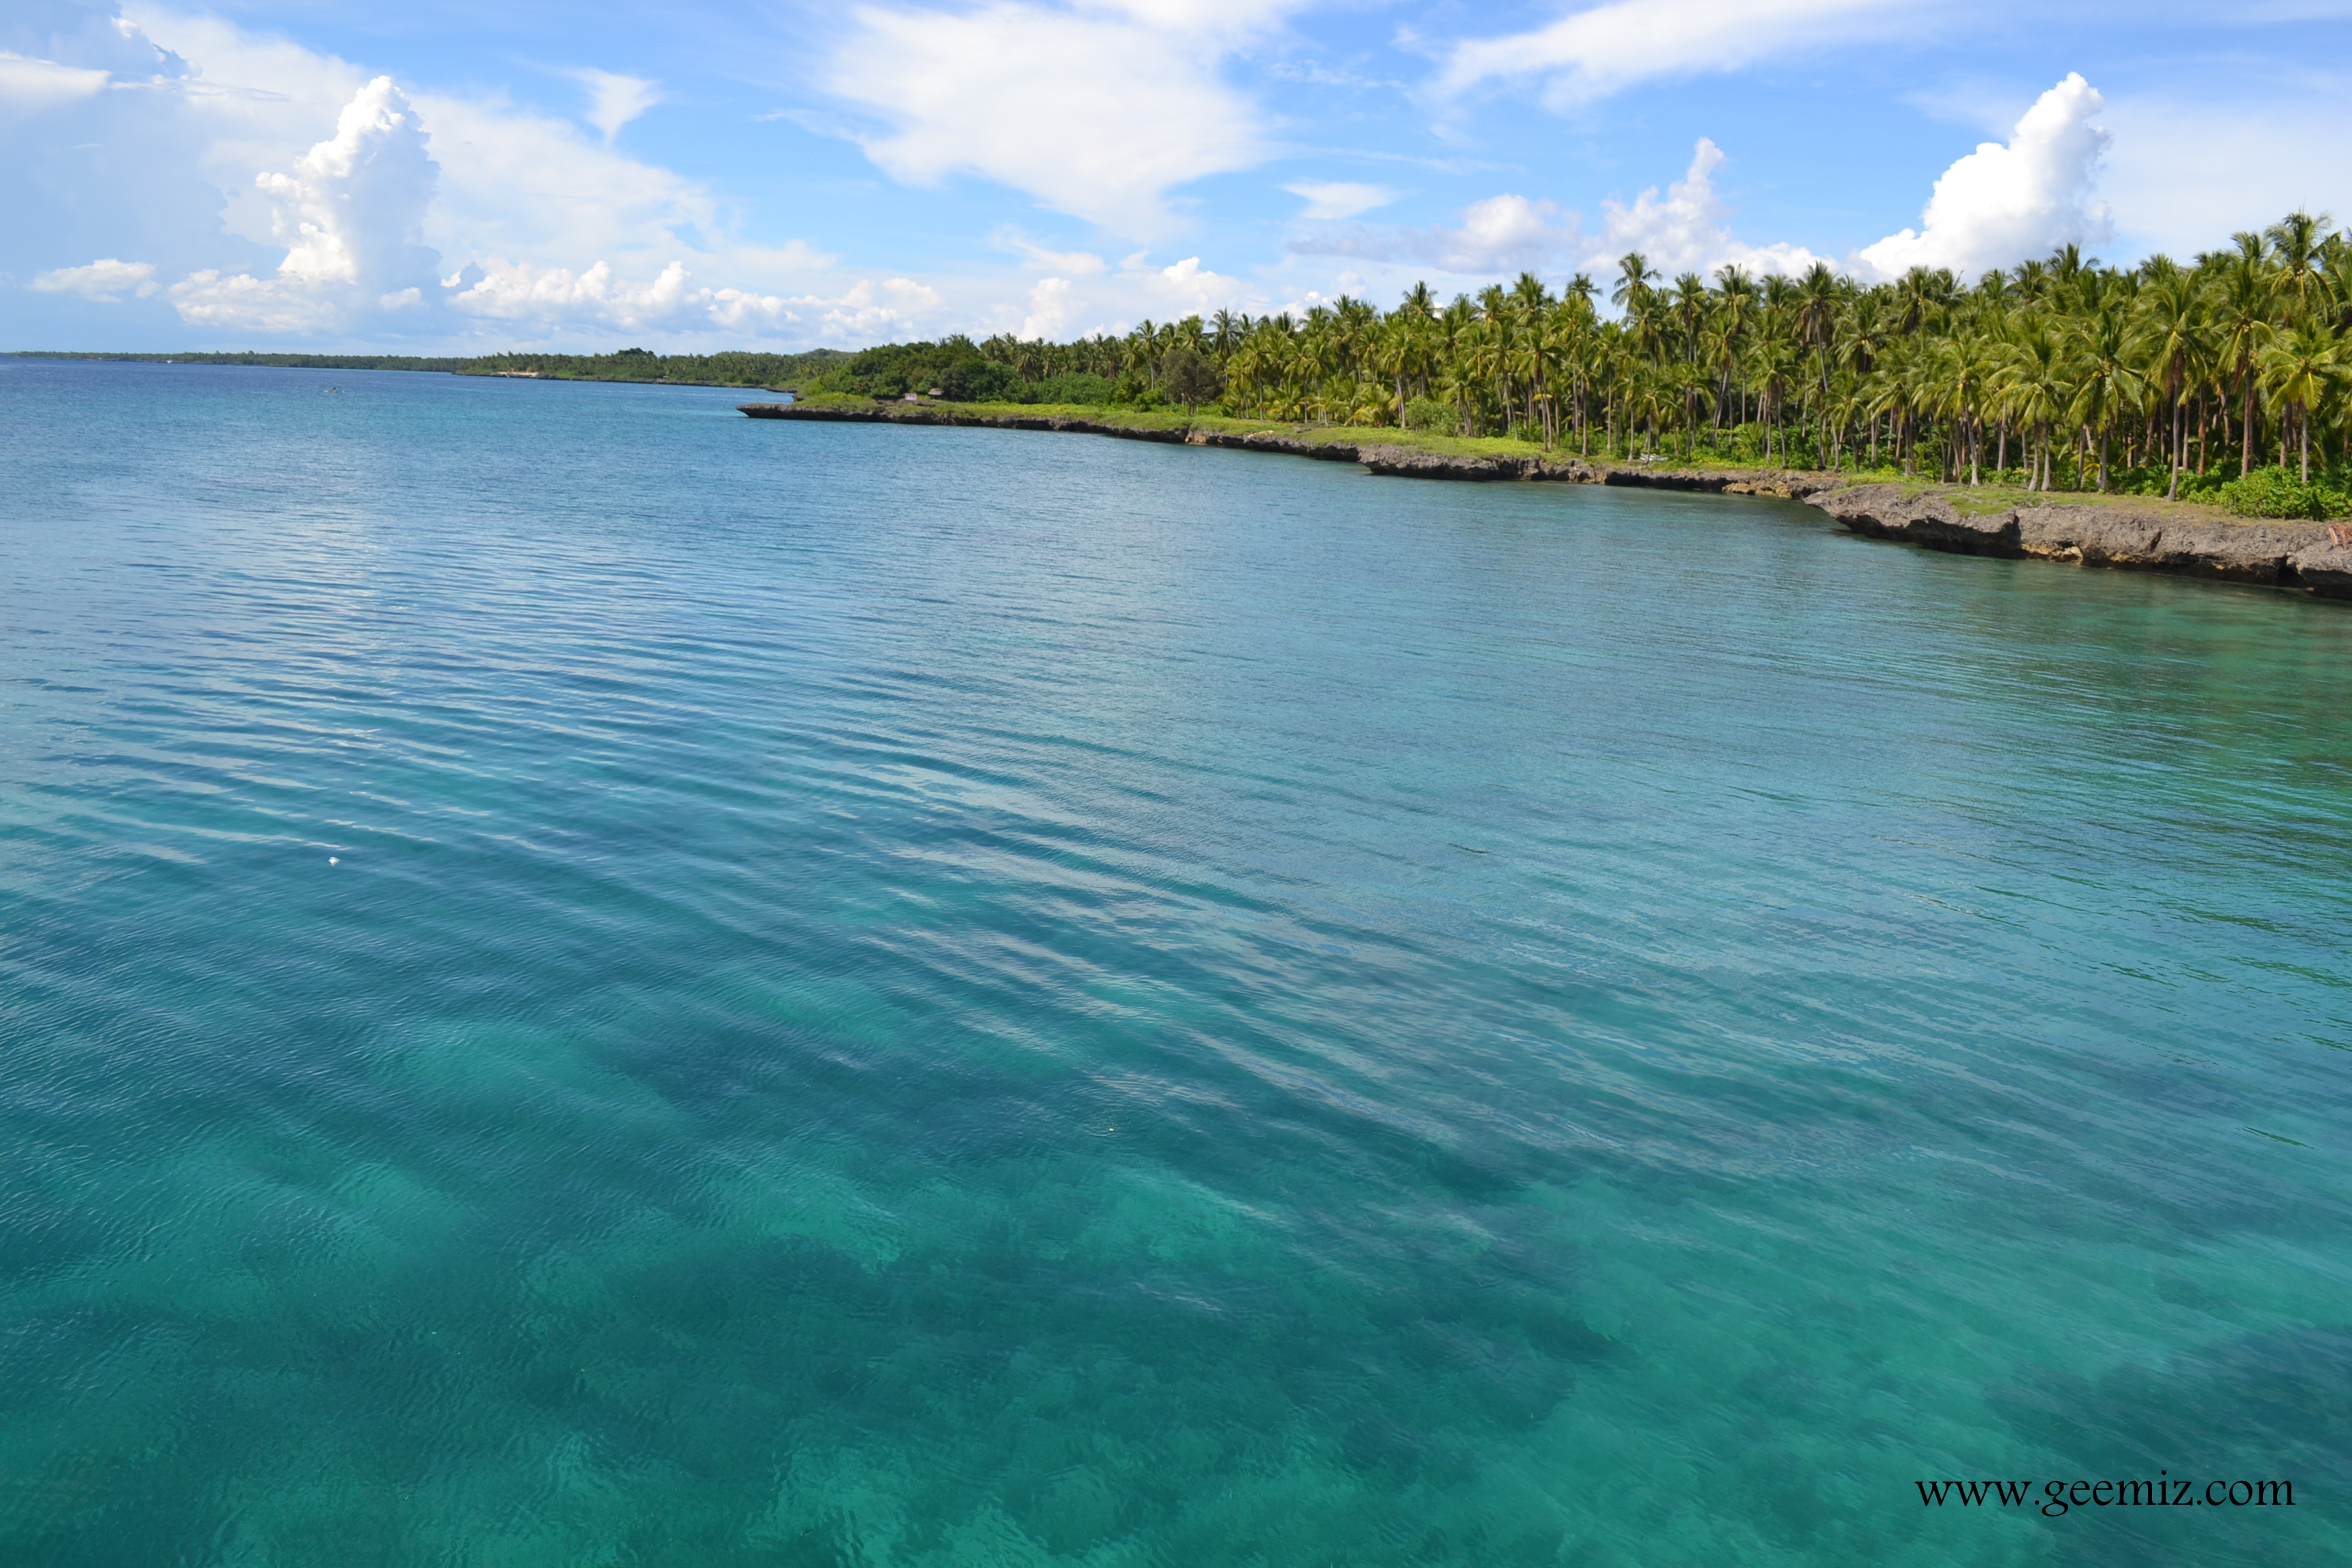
[{"xmin": 7, "ymin": 0, "xmax": 2352, "ymax": 350}]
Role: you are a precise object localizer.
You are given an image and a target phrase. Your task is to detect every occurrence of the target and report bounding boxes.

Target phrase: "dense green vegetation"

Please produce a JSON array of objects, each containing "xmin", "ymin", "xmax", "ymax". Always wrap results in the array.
[
  {"xmin": 872, "ymin": 212, "xmax": 2352, "ymax": 519},
  {"xmin": 793, "ymin": 340, "xmax": 1113, "ymax": 405}
]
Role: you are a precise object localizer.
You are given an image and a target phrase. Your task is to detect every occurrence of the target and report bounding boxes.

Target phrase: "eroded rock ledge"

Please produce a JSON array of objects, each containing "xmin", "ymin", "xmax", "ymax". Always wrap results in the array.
[{"xmin": 1807, "ymin": 483, "xmax": 2351, "ymax": 598}]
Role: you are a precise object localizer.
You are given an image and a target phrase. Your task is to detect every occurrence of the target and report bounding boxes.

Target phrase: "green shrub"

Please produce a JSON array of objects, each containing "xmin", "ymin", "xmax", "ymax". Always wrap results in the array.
[
  {"xmin": 1106, "ymin": 371, "xmax": 1165, "ymax": 409},
  {"xmin": 786, "ymin": 391, "xmax": 872, "ymax": 410},
  {"xmin": 1403, "ymin": 396, "xmax": 1454, "ymax": 434},
  {"xmin": 2221, "ymin": 465, "xmax": 2352, "ymax": 520},
  {"xmin": 938, "ymin": 359, "xmax": 1024, "ymax": 402},
  {"xmin": 1030, "ymin": 371, "xmax": 1113, "ymax": 406}
]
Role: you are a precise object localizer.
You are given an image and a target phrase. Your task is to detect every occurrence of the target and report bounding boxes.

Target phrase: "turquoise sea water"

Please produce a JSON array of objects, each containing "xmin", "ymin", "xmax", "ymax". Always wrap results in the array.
[{"xmin": 2, "ymin": 359, "xmax": 2349, "ymax": 1567}]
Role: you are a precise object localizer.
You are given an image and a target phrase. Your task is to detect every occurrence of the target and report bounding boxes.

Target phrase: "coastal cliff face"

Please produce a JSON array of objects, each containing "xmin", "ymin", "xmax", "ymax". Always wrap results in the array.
[{"xmin": 1808, "ymin": 484, "xmax": 2351, "ymax": 597}]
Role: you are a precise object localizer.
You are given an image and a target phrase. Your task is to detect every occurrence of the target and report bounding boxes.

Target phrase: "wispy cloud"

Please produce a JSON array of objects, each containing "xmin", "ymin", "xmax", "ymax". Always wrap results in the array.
[
  {"xmin": 826, "ymin": 0, "xmax": 1299, "ymax": 236},
  {"xmin": 990, "ymin": 226, "xmax": 1109, "ymax": 274},
  {"xmin": 1432, "ymin": 0, "xmax": 1912, "ymax": 108},
  {"xmin": 31, "ymin": 258, "xmax": 160, "ymax": 299},
  {"xmin": 1284, "ymin": 180, "xmax": 1396, "ymax": 220},
  {"xmin": 568, "ymin": 67, "xmax": 661, "ymax": 146},
  {"xmin": 1291, "ymin": 193, "xmax": 1581, "ymax": 273}
]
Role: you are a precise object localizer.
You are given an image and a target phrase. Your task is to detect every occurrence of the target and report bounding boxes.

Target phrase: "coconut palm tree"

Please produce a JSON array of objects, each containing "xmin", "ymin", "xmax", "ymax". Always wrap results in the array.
[
  {"xmin": 2258, "ymin": 318, "xmax": 2347, "ymax": 482},
  {"xmin": 1997, "ymin": 324, "xmax": 2071, "ymax": 491},
  {"xmin": 2130, "ymin": 274, "xmax": 2211, "ymax": 498},
  {"xmin": 2068, "ymin": 301, "xmax": 2145, "ymax": 491},
  {"xmin": 2266, "ymin": 210, "xmax": 2332, "ymax": 322},
  {"xmin": 2211, "ymin": 255, "xmax": 2279, "ymax": 473}
]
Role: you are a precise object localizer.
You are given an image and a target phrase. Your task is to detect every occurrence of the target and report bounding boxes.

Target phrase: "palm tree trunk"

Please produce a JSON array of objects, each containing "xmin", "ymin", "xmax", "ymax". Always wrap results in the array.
[{"xmin": 2167, "ymin": 397, "xmax": 2183, "ymax": 500}]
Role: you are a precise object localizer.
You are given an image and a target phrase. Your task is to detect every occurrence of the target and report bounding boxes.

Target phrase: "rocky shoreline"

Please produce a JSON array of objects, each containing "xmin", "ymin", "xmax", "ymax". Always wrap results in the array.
[
  {"xmin": 1808, "ymin": 484, "xmax": 2351, "ymax": 599},
  {"xmin": 738, "ymin": 403, "xmax": 2350, "ymax": 600}
]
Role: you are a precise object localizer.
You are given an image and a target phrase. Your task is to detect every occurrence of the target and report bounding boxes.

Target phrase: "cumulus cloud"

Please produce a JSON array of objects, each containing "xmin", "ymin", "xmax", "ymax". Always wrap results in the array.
[
  {"xmin": 993, "ymin": 251, "xmax": 1262, "ymax": 342},
  {"xmin": 166, "ymin": 76, "xmax": 440, "ymax": 331},
  {"xmin": 815, "ymin": 276, "xmax": 945, "ymax": 338},
  {"xmin": 1292, "ymin": 193, "xmax": 1582, "ymax": 273},
  {"xmin": 1434, "ymin": 0, "xmax": 1906, "ymax": 108},
  {"xmin": 1857, "ymin": 73, "xmax": 2110, "ymax": 280},
  {"xmin": 1285, "ymin": 180, "xmax": 1397, "ymax": 221},
  {"xmin": 1145, "ymin": 254, "xmax": 1249, "ymax": 315},
  {"xmin": 31, "ymin": 257, "xmax": 158, "ymax": 299},
  {"xmin": 451, "ymin": 257, "xmax": 696, "ymax": 327},
  {"xmin": 569, "ymin": 67, "xmax": 659, "ymax": 146},
  {"xmin": 827, "ymin": 0, "xmax": 1288, "ymax": 235},
  {"xmin": 1021, "ymin": 275, "xmax": 1075, "ymax": 339},
  {"xmin": 1591, "ymin": 137, "xmax": 1826, "ymax": 277},
  {"xmin": 442, "ymin": 260, "xmax": 928, "ymax": 340},
  {"xmin": 42, "ymin": 3, "xmax": 844, "ymax": 344}
]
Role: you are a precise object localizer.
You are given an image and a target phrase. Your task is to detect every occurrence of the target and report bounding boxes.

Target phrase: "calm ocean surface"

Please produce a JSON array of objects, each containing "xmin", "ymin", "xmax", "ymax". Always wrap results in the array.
[{"xmin": 2, "ymin": 359, "xmax": 2349, "ymax": 1567}]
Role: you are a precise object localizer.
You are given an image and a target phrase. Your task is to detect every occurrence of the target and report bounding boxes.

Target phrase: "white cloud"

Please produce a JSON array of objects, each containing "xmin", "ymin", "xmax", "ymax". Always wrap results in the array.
[
  {"xmin": 816, "ymin": 276, "xmax": 945, "ymax": 339},
  {"xmin": 407, "ymin": 86, "xmax": 722, "ymax": 275},
  {"xmin": 122, "ymin": 7, "xmax": 727, "ymax": 278},
  {"xmin": 1435, "ymin": 0, "xmax": 1906, "ymax": 108},
  {"xmin": 569, "ymin": 67, "xmax": 659, "ymax": 146},
  {"xmin": 1143, "ymin": 253, "xmax": 1248, "ymax": 315},
  {"xmin": 1857, "ymin": 72, "xmax": 2110, "ymax": 280},
  {"xmin": 1590, "ymin": 137, "xmax": 1825, "ymax": 278},
  {"xmin": 1292, "ymin": 193, "xmax": 1582, "ymax": 273},
  {"xmin": 31, "ymin": 257, "xmax": 158, "ymax": 299},
  {"xmin": 451, "ymin": 257, "xmax": 696, "ymax": 327},
  {"xmin": 444, "ymin": 261, "xmax": 949, "ymax": 342},
  {"xmin": 0, "ymin": 49, "xmax": 111, "ymax": 116},
  {"xmin": 826, "ymin": 0, "xmax": 1286, "ymax": 235},
  {"xmin": 78, "ymin": 5, "xmax": 846, "ymax": 343},
  {"xmin": 265, "ymin": 76, "xmax": 438, "ymax": 287},
  {"xmin": 165, "ymin": 75, "xmax": 440, "ymax": 331},
  {"xmin": 1021, "ymin": 275, "xmax": 1075, "ymax": 338},
  {"xmin": 993, "ymin": 227, "xmax": 1109, "ymax": 275},
  {"xmin": 1285, "ymin": 180, "xmax": 1396, "ymax": 220}
]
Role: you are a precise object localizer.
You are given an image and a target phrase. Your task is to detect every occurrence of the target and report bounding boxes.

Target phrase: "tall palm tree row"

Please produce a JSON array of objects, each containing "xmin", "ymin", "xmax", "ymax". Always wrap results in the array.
[{"xmin": 973, "ymin": 213, "xmax": 2352, "ymax": 495}]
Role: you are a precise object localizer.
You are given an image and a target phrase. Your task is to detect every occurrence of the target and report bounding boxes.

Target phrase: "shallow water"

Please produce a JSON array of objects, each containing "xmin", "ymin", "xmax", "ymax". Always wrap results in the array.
[{"xmin": 2, "ymin": 359, "xmax": 2348, "ymax": 1567}]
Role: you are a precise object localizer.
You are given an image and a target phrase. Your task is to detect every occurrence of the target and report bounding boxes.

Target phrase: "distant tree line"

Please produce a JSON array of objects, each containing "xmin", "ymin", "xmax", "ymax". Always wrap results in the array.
[
  {"xmin": 8, "ymin": 347, "xmax": 846, "ymax": 387},
  {"xmin": 458, "ymin": 346, "xmax": 849, "ymax": 387},
  {"xmin": 10, "ymin": 351, "xmax": 476, "ymax": 371}
]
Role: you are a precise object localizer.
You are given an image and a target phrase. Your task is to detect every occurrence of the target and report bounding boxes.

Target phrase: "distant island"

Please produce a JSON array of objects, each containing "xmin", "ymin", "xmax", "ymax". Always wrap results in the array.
[{"xmin": 18, "ymin": 210, "xmax": 2352, "ymax": 521}]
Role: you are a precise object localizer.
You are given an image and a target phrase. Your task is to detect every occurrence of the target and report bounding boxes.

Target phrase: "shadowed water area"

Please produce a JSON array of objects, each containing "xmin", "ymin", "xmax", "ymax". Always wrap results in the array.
[{"xmin": 3, "ymin": 360, "xmax": 2349, "ymax": 1566}]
